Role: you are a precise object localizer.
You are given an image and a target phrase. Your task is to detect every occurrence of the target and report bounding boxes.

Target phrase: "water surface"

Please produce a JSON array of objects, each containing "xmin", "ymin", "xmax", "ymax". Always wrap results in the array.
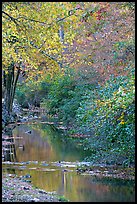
[{"xmin": 2, "ymin": 123, "xmax": 135, "ymax": 202}]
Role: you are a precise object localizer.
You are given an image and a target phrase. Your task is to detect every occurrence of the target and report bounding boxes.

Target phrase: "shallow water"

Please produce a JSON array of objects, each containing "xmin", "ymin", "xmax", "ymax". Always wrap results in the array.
[{"xmin": 2, "ymin": 123, "xmax": 135, "ymax": 202}]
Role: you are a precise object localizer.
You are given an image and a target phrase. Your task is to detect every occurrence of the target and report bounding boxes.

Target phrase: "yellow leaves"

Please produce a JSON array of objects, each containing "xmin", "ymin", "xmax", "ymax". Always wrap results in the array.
[
  {"xmin": 74, "ymin": 52, "xmax": 82, "ymax": 57},
  {"xmin": 96, "ymin": 99, "xmax": 105, "ymax": 107},
  {"xmin": 114, "ymin": 86, "xmax": 126, "ymax": 97},
  {"xmin": 92, "ymin": 12, "xmax": 98, "ymax": 21},
  {"xmin": 118, "ymin": 112, "xmax": 124, "ymax": 120},
  {"xmin": 118, "ymin": 112, "xmax": 126, "ymax": 125},
  {"xmin": 4, "ymin": 70, "xmax": 9, "ymax": 75},
  {"xmin": 3, "ymin": 2, "xmax": 107, "ymax": 80},
  {"xmin": 108, "ymin": 103, "xmax": 112, "ymax": 108},
  {"xmin": 76, "ymin": 39, "xmax": 83, "ymax": 44},
  {"xmin": 70, "ymin": 15, "xmax": 77, "ymax": 23},
  {"xmin": 87, "ymin": 61, "xmax": 93, "ymax": 66},
  {"xmin": 119, "ymin": 120, "xmax": 125, "ymax": 125},
  {"xmin": 51, "ymin": 49, "xmax": 58, "ymax": 54}
]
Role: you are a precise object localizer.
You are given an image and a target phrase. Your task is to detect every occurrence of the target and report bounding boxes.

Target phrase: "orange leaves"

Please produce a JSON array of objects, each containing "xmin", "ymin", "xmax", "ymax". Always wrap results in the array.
[{"xmin": 2, "ymin": 2, "xmax": 135, "ymax": 87}]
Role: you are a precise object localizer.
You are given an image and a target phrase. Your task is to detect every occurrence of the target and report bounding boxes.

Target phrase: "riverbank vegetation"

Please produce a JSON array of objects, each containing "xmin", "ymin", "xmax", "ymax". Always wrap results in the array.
[
  {"xmin": 2, "ymin": 2, "xmax": 135, "ymax": 167},
  {"xmin": 15, "ymin": 63, "xmax": 135, "ymax": 166}
]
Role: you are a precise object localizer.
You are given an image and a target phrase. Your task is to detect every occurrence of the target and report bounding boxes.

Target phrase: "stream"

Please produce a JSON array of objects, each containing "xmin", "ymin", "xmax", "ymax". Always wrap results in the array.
[{"xmin": 2, "ymin": 121, "xmax": 135, "ymax": 202}]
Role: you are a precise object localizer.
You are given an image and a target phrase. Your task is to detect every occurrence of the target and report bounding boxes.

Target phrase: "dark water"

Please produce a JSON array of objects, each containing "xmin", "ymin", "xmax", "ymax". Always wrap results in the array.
[{"xmin": 2, "ymin": 123, "xmax": 135, "ymax": 202}]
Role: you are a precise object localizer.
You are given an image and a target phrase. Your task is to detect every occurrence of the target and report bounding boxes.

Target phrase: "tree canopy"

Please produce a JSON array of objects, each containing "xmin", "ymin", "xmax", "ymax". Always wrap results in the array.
[
  {"xmin": 2, "ymin": 2, "xmax": 135, "ymax": 167},
  {"xmin": 2, "ymin": 2, "xmax": 83, "ymax": 78}
]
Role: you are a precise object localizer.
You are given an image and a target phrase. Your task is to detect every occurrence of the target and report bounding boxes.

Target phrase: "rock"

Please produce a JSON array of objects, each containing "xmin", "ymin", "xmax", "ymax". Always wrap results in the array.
[
  {"xmin": 38, "ymin": 189, "xmax": 47, "ymax": 194},
  {"xmin": 41, "ymin": 163, "xmax": 49, "ymax": 166},
  {"xmin": 19, "ymin": 118, "xmax": 26, "ymax": 122},
  {"xmin": 17, "ymin": 115, "xmax": 29, "ymax": 123},
  {"xmin": 12, "ymin": 99, "xmax": 22, "ymax": 117},
  {"xmin": 25, "ymin": 130, "xmax": 32, "ymax": 134},
  {"xmin": 23, "ymin": 174, "xmax": 31, "ymax": 178},
  {"xmin": 33, "ymin": 115, "xmax": 38, "ymax": 119},
  {"xmin": 62, "ymin": 169, "xmax": 68, "ymax": 172},
  {"xmin": 22, "ymin": 116, "xmax": 29, "ymax": 121},
  {"xmin": 31, "ymin": 198, "xmax": 40, "ymax": 202},
  {"xmin": 18, "ymin": 145, "xmax": 24, "ymax": 150},
  {"xmin": 41, "ymin": 114, "xmax": 49, "ymax": 121},
  {"xmin": 23, "ymin": 186, "xmax": 30, "ymax": 190},
  {"xmin": 2, "ymin": 105, "xmax": 10, "ymax": 126},
  {"xmin": 28, "ymin": 114, "xmax": 33, "ymax": 118},
  {"xmin": 24, "ymin": 180, "xmax": 31, "ymax": 183},
  {"xmin": 2, "ymin": 99, "xmax": 23, "ymax": 130},
  {"xmin": 2, "ymin": 174, "xmax": 61, "ymax": 202}
]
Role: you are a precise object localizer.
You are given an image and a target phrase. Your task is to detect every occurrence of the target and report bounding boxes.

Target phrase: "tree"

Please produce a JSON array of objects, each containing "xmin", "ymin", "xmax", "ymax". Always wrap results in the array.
[
  {"xmin": 2, "ymin": 2, "xmax": 83, "ymax": 115},
  {"xmin": 2, "ymin": 2, "xmax": 134, "ymax": 116},
  {"xmin": 63, "ymin": 2, "xmax": 135, "ymax": 84}
]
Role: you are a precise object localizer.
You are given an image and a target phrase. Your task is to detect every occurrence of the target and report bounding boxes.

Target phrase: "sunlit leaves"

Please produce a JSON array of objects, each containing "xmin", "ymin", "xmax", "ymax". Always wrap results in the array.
[
  {"xmin": 3, "ymin": 2, "xmax": 134, "ymax": 86},
  {"xmin": 2, "ymin": 2, "xmax": 82, "ymax": 80}
]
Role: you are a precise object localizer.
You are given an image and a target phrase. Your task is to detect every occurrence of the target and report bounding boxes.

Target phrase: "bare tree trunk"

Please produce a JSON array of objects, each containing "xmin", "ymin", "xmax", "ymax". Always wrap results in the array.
[
  {"xmin": 3, "ymin": 62, "xmax": 20, "ymax": 115},
  {"xmin": 10, "ymin": 65, "xmax": 21, "ymax": 111}
]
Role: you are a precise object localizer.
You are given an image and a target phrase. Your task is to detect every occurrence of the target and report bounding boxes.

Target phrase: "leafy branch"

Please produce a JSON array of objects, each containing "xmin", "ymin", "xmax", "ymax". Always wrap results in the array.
[
  {"xmin": 2, "ymin": 11, "xmax": 20, "ymax": 26},
  {"xmin": 29, "ymin": 41, "xmax": 63, "ymax": 68},
  {"xmin": 2, "ymin": 6, "xmax": 80, "ymax": 29}
]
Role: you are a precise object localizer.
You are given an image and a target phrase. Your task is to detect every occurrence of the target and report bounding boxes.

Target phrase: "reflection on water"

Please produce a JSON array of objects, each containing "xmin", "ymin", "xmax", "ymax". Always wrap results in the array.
[
  {"xmin": 2, "ymin": 123, "xmax": 135, "ymax": 202},
  {"xmin": 2, "ymin": 127, "xmax": 17, "ymax": 162},
  {"xmin": 12, "ymin": 124, "xmax": 90, "ymax": 162},
  {"xmin": 3, "ymin": 164, "xmax": 135, "ymax": 202}
]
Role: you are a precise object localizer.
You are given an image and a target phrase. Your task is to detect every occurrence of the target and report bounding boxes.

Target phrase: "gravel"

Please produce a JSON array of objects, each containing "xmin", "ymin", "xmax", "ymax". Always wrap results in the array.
[{"xmin": 2, "ymin": 174, "xmax": 63, "ymax": 202}]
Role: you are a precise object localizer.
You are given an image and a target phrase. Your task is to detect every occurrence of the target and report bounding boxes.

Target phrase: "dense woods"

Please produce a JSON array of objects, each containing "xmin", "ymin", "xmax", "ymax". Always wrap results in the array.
[{"xmin": 2, "ymin": 2, "xmax": 135, "ymax": 167}]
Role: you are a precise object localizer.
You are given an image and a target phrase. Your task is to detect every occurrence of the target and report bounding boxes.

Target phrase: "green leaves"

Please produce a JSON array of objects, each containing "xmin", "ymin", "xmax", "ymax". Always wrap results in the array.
[{"xmin": 75, "ymin": 66, "xmax": 135, "ymax": 165}]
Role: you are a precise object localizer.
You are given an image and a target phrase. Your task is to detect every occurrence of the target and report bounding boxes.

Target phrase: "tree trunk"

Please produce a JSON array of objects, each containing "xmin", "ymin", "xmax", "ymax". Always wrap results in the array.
[{"xmin": 3, "ymin": 62, "xmax": 20, "ymax": 115}]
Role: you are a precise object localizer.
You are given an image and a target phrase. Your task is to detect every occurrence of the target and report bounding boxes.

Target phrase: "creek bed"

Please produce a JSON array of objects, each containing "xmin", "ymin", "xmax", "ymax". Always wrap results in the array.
[{"xmin": 2, "ymin": 122, "xmax": 135, "ymax": 202}]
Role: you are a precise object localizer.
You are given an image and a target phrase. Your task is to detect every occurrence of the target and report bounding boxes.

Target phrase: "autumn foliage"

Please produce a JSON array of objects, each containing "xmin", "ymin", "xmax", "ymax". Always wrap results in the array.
[{"xmin": 2, "ymin": 2, "xmax": 135, "ymax": 166}]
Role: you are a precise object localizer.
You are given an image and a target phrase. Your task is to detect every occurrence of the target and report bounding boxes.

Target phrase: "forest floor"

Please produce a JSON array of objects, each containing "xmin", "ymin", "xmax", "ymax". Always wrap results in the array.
[{"xmin": 2, "ymin": 173, "xmax": 68, "ymax": 202}]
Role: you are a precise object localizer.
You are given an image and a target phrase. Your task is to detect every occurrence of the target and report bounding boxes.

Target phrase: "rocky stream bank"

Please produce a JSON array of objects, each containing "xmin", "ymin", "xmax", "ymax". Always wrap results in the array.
[
  {"xmin": 2, "ymin": 100, "xmax": 135, "ymax": 202},
  {"xmin": 2, "ymin": 101, "xmax": 69, "ymax": 202},
  {"xmin": 2, "ymin": 173, "xmax": 68, "ymax": 202}
]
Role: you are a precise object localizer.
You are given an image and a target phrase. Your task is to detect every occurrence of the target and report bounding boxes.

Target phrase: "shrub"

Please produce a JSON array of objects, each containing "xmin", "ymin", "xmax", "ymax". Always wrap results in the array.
[
  {"xmin": 15, "ymin": 79, "xmax": 50, "ymax": 108},
  {"xmin": 47, "ymin": 72, "xmax": 76, "ymax": 124},
  {"xmin": 76, "ymin": 67, "xmax": 135, "ymax": 165},
  {"xmin": 46, "ymin": 67, "xmax": 97, "ymax": 126}
]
